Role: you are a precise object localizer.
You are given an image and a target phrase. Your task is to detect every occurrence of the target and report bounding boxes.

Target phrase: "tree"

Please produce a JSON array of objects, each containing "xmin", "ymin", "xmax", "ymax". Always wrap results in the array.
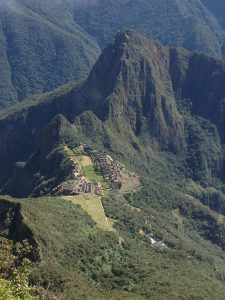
[{"xmin": 0, "ymin": 237, "xmax": 38, "ymax": 300}]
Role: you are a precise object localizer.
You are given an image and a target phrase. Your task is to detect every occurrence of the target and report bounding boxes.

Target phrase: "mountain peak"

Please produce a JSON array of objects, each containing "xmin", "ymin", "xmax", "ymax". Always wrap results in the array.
[
  {"xmin": 113, "ymin": 29, "xmax": 140, "ymax": 45},
  {"xmin": 112, "ymin": 28, "xmax": 164, "ymax": 55},
  {"xmin": 114, "ymin": 28, "xmax": 133, "ymax": 40},
  {"xmin": 40, "ymin": 114, "xmax": 78, "ymax": 157},
  {"xmin": 77, "ymin": 30, "xmax": 185, "ymax": 152}
]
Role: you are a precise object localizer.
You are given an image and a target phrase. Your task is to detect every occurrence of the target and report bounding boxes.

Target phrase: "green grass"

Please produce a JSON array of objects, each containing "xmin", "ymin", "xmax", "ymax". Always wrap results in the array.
[
  {"xmin": 79, "ymin": 155, "xmax": 93, "ymax": 167},
  {"xmin": 62, "ymin": 194, "xmax": 115, "ymax": 232},
  {"xmin": 64, "ymin": 145, "xmax": 76, "ymax": 158},
  {"xmin": 82, "ymin": 164, "xmax": 110, "ymax": 195}
]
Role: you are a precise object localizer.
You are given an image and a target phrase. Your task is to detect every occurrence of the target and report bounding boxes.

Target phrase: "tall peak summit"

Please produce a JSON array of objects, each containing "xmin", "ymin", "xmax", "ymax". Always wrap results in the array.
[{"xmin": 82, "ymin": 30, "xmax": 184, "ymax": 151}]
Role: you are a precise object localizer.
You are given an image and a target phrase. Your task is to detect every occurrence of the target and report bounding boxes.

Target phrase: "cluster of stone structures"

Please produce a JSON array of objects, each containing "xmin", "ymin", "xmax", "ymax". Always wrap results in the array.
[
  {"xmin": 51, "ymin": 145, "xmax": 138, "ymax": 197},
  {"xmin": 85, "ymin": 149, "xmax": 124, "ymax": 190},
  {"xmin": 52, "ymin": 179, "xmax": 103, "ymax": 196},
  {"xmin": 51, "ymin": 157, "xmax": 104, "ymax": 196}
]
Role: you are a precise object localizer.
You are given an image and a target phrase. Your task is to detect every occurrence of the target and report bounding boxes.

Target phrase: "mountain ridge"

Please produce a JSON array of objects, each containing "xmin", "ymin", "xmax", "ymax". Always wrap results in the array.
[{"xmin": 1, "ymin": 30, "xmax": 225, "ymax": 186}]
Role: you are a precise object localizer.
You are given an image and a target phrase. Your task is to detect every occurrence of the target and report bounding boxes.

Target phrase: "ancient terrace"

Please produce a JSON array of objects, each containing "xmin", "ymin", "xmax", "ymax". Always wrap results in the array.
[{"xmin": 51, "ymin": 145, "xmax": 139, "ymax": 197}]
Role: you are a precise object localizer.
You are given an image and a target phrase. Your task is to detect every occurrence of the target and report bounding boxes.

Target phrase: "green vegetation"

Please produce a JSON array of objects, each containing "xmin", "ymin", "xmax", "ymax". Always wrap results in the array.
[
  {"xmin": 2, "ymin": 190, "xmax": 225, "ymax": 299},
  {"xmin": 0, "ymin": 237, "xmax": 38, "ymax": 300},
  {"xmin": 74, "ymin": 0, "xmax": 225, "ymax": 58},
  {"xmin": 1, "ymin": 115, "xmax": 82, "ymax": 197},
  {"xmin": 82, "ymin": 164, "xmax": 110, "ymax": 194},
  {"xmin": 0, "ymin": 80, "xmax": 82, "ymax": 121},
  {"xmin": 62, "ymin": 194, "xmax": 115, "ymax": 232},
  {"xmin": 2, "ymin": 28, "xmax": 225, "ymax": 300},
  {"xmin": 1, "ymin": 0, "xmax": 225, "ymax": 109},
  {"xmin": 0, "ymin": 0, "xmax": 100, "ymax": 108},
  {"xmin": 0, "ymin": 196, "xmax": 147, "ymax": 299}
]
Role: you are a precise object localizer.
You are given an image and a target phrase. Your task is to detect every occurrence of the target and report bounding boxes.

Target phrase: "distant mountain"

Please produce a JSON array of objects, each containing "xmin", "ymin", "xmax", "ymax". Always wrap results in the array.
[
  {"xmin": 74, "ymin": 0, "xmax": 225, "ymax": 57},
  {"xmin": 0, "ymin": 0, "xmax": 100, "ymax": 108}
]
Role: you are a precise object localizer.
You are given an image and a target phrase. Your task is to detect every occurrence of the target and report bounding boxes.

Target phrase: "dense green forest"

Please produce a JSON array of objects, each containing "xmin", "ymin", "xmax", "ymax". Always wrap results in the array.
[
  {"xmin": 74, "ymin": 0, "xmax": 225, "ymax": 57},
  {"xmin": 0, "ymin": 0, "xmax": 100, "ymax": 108}
]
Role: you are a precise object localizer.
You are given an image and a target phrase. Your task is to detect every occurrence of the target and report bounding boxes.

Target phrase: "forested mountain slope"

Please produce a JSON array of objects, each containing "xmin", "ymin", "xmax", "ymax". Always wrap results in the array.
[
  {"xmin": 0, "ymin": 0, "xmax": 100, "ymax": 108},
  {"xmin": 74, "ymin": 0, "xmax": 225, "ymax": 57},
  {"xmin": 2, "ymin": 30, "xmax": 225, "ymax": 299}
]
